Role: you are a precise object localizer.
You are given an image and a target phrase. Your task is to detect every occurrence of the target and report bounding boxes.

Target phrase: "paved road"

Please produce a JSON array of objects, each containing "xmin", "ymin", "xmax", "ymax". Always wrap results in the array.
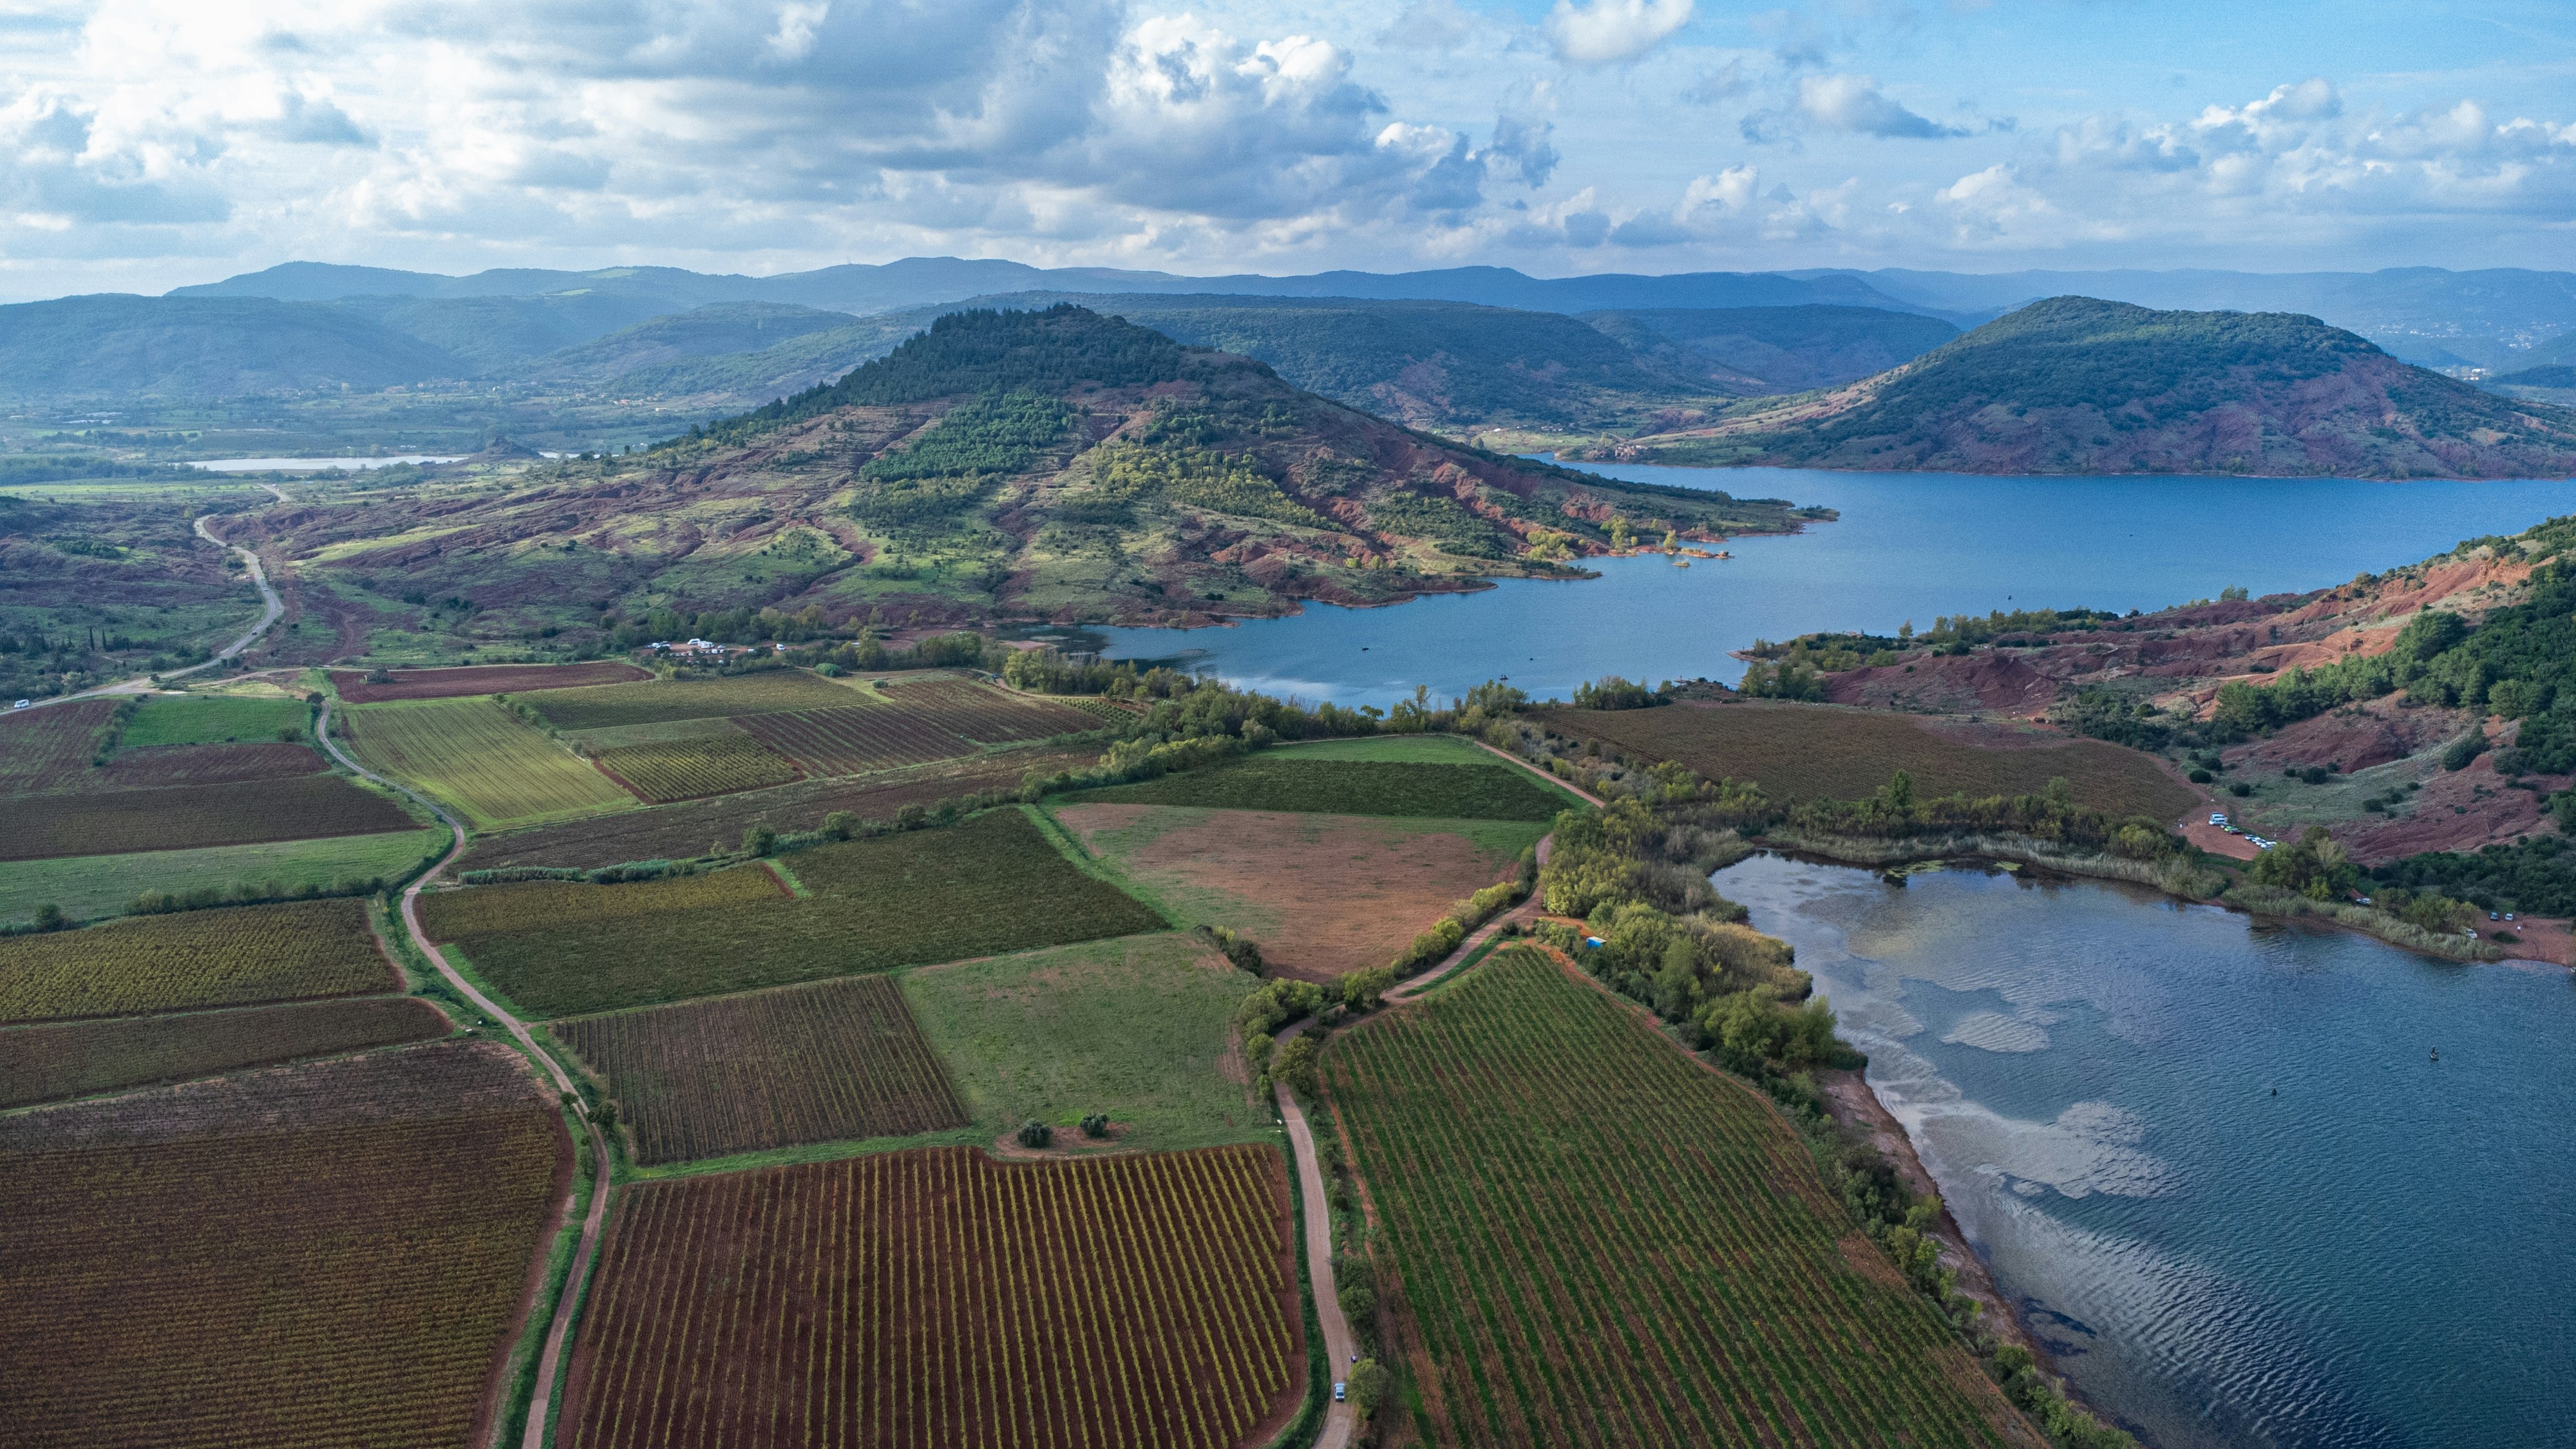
[{"xmin": 317, "ymin": 700, "xmax": 611, "ymax": 1449}]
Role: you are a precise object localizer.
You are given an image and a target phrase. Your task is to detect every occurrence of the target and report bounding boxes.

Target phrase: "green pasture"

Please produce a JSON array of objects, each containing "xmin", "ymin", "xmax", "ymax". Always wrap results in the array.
[
  {"xmin": 121, "ymin": 695, "xmax": 307, "ymax": 748},
  {"xmin": 0, "ymin": 828, "xmax": 447, "ymax": 927}
]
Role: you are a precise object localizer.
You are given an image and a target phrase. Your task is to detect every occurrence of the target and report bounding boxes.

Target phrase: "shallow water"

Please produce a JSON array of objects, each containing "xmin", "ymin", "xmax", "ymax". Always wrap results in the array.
[
  {"xmin": 1097, "ymin": 465, "xmax": 2576, "ymax": 706},
  {"xmin": 183, "ymin": 456, "xmax": 467, "ymax": 471},
  {"xmin": 1715, "ymin": 851, "xmax": 2576, "ymax": 1449}
]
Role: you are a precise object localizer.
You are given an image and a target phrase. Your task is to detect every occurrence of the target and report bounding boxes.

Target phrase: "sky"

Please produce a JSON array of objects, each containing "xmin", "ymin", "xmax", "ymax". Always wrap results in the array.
[{"xmin": 3, "ymin": 0, "xmax": 2573, "ymax": 300}]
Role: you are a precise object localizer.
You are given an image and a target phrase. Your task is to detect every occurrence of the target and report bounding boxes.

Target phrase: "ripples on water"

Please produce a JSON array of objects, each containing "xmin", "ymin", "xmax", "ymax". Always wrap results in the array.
[{"xmin": 1716, "ymin": 853, "xmax": 2576, "ymax": 1449}]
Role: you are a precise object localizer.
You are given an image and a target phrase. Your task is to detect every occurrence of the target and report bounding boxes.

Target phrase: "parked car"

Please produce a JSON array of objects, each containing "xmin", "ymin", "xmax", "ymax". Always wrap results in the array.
[{"xmin": 1333, "ymin": 1382, "xmax": 1347, "ymax": 1403}]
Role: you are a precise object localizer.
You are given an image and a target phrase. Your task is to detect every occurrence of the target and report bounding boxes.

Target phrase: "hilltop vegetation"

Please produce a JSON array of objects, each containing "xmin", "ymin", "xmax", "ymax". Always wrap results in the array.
[{"xmin": 1585, "ymin": 297, "xmax": 2576, "ymax": 478}]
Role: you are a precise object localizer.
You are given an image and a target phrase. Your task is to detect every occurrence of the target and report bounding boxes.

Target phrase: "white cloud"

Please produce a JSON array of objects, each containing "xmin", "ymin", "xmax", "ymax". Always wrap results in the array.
[
  {"xmin": 766, "ymin": 2, "xmax": 829, "ymax": 62},
  {"xmin": 1795, "ymin": 74, "xmax": 1964, "ymax": 139},
  {"xmin": 1544, "ymin": 0, "xmax": 1694, "ymax": 68}
]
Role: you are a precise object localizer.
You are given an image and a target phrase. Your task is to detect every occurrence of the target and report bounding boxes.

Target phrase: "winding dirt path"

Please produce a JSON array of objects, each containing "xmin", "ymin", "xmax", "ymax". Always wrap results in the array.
[{"xmin": 318, "ymin": 699, "xmax": 609, "ymax": 1449}]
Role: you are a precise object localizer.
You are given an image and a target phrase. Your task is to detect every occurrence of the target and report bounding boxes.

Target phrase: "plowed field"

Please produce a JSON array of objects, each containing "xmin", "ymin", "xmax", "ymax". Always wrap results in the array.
[
  {"xmin": 99, "ymin": 742, "xmax": 325, "ymax": 788},
  {"xmin": 0, "ymin": 700, "xmax": 116, "ymax": 793},
  {"xmin": 555, "ymin": 975, "xmax": 966, "ymax": 1164},
  {"xmin": 1325, "ymin": 946, "xmax": 2027, "ymax": 1448},
  {"xmin": 560, "ymin": 1144, "xmax": 1302, "ymax": 1449}
]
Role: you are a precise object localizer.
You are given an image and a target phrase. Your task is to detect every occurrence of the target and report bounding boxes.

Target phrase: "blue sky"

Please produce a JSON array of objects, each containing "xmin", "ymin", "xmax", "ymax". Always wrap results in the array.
[{"xmin": 2, "ymin": 1, "xmax": 2571, "ymax": 299}]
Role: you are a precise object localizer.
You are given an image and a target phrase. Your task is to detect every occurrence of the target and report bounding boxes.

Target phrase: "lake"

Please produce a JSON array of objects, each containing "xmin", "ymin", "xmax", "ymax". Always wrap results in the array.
[
  {"xmin": 1715, "ymin": 852, "xmax": 2576, "ymax": 1449},
  {"xmin": 184, "ymin": 456, "xmax": 466, "ymax": 472},
  {"xmin": 1096, "ymin": 464, "xmax": 2576, "ymax": 706}
]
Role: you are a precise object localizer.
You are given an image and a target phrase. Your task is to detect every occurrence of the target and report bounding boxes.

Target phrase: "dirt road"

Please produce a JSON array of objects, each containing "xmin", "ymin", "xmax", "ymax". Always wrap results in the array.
[
  {"xmin": 1272, "ymin": 1056, "xmax": 1356, "ymax": 1449},
  {"xmin": 319, "ymin": 699, "xmax": 610, "ymax": 1449}
]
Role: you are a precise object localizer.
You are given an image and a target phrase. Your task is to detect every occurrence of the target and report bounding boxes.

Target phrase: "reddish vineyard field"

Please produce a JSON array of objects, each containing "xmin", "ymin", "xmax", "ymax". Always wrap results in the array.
[
  {"xmin": 1326, "ymin": 946, "xmax": 2027, "ymax": 1448},
  {"xmin": 0, "ymin": 995, "xmax": 451, "ymax": 1108},
  {"xmin": 562, "ymin": 1144, "xmax": 1301, "ymax": 1449},
  {"xmin": 330, "ymin": 659, "xmax": 652, "ymax": 702},
  {"xmin": 0, "ymin": 1041, "xmax": 570, "ymax": 1449},
  {"xmin": 876, "ymin": 678, "xmax": 1099, "ymax": 741},
  {"xmin": 0, "ymin": 898, "xmax": 398, "ymax": 1023},
  {"xmin": 0, "ymin": 773, "xmax": 418, "ymax": 860},
  {"xmin": 0, "ymin": 699, "xmax": 115, "ymax": 794},
  {"xmin": 555, "ymin": 975, "xmax": 965, "ymax": 1163},
  {"xmin": 100, "ymin": 742, "xmax": 325, "ymax": 788},
  {"xmin": 735, "ymin": 704, "xmax": 976, "ymax": 775},
  {"xmin": 592, "ymin": 732, "xmax": 803, "ymax": 802}
]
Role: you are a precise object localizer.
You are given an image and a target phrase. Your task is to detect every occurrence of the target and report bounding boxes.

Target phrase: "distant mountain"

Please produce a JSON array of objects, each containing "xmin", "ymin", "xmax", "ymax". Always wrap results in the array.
[
  {"xmin": 1801, "ymin": 266, "xmax": 2576, "ymax": 372},
  {"xmin": 2488, "ymin": 365, "xmax": 2575, "ymax": 390},
  {"xmin": 0, "ymin": 294, "xmax": 467, "ymax": 402},
  {"xmin": 330, "ymin": 292, "xmax": 684, "ymax": 372},
  {"xmin": 1580, "ymin": 305, "xmax": 1958, "ymax": 392},
  {"xmin": 529, "ymin": 303, "xmax": 860, "ymax": 383},
  {"xmin": 1583, "ymin": 296, "xmax": 2576, "ymax": 479}
]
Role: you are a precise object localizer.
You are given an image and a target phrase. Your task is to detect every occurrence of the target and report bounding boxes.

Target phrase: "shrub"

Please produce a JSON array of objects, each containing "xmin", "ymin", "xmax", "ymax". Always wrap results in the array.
[
  {"xmin": 1079, "ymin": 1112, "xmax": 1110, "ymax": 1138},
  {"xmin": 1271, "ymin": 1036, "xmax": 1320, "ymax": 1102},
  {"xmin": 2442, "ymin": 732, "xmax": 2488, "ymax": 772},
  {"xmin": 1338, "ymin": 965, "xmax": 1396, "ymax": 1012},
  {"xmin": 1014, "ymin": 1119, "xmax": 1052, "ymax": 1149}
]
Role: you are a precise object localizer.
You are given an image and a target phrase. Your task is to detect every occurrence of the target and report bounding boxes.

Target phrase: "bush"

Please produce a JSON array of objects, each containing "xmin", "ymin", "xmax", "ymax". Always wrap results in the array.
[
  {"xmin": 2187, "ymin": 768, "xmax": 2213, "ymax": 784},
  {"xmin": 1345, "ymin": 1359, "xmax": 1390, "ymax": 1418},
  {"xmin": 2442, "ymin": 732, "xmax": 2488, "ymax": 772},
  {"xmin": 1014, "ymin": 1119, "xmax": 1053, "ymax": 1149},
  {"xmin": 1338, "ymin": 965, "xmax": 1396, "ymax": 1012},
  {"xmin": 1271, "ymin": 1036, "xmax": 1320, "ymax": 1102},
  {"xmin": 1080, "ymin": 1112, "xmax": 1110, "ymax": 1138}
]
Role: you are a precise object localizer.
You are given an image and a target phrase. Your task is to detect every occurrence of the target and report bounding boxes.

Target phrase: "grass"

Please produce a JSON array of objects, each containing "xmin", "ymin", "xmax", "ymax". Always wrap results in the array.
[
  {"xmin": 1076, "ymin": 755, "xmax": 1577, "ymax": 819},
  {"xmin": 0, "ymin": 828, "xmax": 446, "ymax": 928},
  {"xmin": 0, "ymin": 898, "xmax": 399, "ymax": 1023},
  {"xmin": 1326, "ymin": 945, "xmax": 2023, "ymax": 1447},
  {"xmin": 343, "ymin": 697, "xmax": 638, "ymax": 829},
  {"xmin": 1542, "ymin": 701, "xmax": 2197, "ymax": 819},
  {"xmin": 0, "ymin": 996, "xmax": 453, "ymax": 1108},
  {"xmin": 553, "ymin": 975, "xmax": 967, "ymax": 1165},
  {"xmin": 120, "ymin": 695, "xmax": 306, "ymax": 748},
  {"xmin": 902, "ymin": 932, "xmax": 1267, "ymax": 1150},
  {"xmin": 1262, "ymin": 735, "xmax": 1499, "ymax": 763},
  {"xmin": 452, "ymin": 808, "xmax": 1169, "ymax": 1017},
  {"xmin": 525, "ymin": 670, "xmax": 857, "ymax": 730},
  {"xmin": 589, "ymin": 732, "xmax": 802, "ymax": 802}
]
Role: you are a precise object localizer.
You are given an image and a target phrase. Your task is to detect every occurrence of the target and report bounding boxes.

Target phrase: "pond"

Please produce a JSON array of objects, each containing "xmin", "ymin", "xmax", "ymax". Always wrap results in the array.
[
  {"xmin": 1714, "ymin": 851, "xmax": 2576, "ymax": 1449},
  {"xmin": 1096, "ymin": 465, "xmax": 2576, "ymax": 707}
]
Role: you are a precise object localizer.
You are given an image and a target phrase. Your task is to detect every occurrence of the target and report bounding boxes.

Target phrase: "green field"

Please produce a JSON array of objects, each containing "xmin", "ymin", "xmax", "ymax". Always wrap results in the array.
[
  {"xmin": 903, "ymin": 933, "xmax": 1267, "ymax": 1150},
  {"xmin": 342, "ymin": 697, "xmax": 637, "ymax": 829},
  {"xmin": 526, "ymin": 670, "xmax": 858, "ymax": 730},
  {"xmin": 0, "ymin": 996, "xmax": 452, "ymax": 1108},
  {"xmin": 1076, "ymin": 755, "xmax": 1576, "ymax": 819},
  {"xmin": 1326, "ymin": 947, "xmax": 2020, "ymax": 1446},
  {"xmin": 0, "ymin": 828, "xmax": 446, "ymax": 928},
  {"xmin": 121, "ymin": 695, "xmax": 307, "ymax": 748},
  {"xmin": 0, "ymin": 899, "xmax": 399, "ymax": 1023},
  {"xmin": 417, "ymin": 865, "xmax": 786, "ymax": 941},
  {"xmin": 452, "ymin": 808, "xmax": 1168, "ymax": 1017},
  {"xmin": 1263, "ymin": 735, "xmax": 1499, "ymax": 763}
]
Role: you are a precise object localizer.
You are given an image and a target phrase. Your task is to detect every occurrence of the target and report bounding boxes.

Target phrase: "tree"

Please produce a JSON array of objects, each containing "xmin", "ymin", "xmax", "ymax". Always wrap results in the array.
[
  {"xmin": 742, "ymin": 824, "xmax": 777, "ymax": 856},
  {"xmin": 1272, "ymin": 1036, "xmax": 1321, "ymax": 1101},
  {"xmin": 1338, "ymin": 965, "xmax": 1396, "ymax": 1012},
  {"xmin": 1345, "ymin": 1359, "xmax": 1390, "ymax": 1417}
]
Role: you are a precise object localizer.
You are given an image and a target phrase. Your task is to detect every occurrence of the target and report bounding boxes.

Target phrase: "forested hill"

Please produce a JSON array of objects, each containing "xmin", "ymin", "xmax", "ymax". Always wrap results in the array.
[{"xmin": 1583, "ymin": 297, "xmax": 2576, "ymax": 478}]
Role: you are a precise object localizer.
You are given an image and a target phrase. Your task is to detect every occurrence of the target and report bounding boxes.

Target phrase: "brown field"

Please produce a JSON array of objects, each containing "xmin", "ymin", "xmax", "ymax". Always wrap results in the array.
[
  {"xmin": 1540, "ymin": 701, "xmax": 2197, "ymax": 819},
  {"xmin": 0, "ymin": 1040, "xmax": 569, "ymax": 1449},
  {"xmin": 554, "ymin": 975, "xmax": 967, "ymax": 1164},
  {"xmin": 874, "ymin": 677, "xmax": 1103, "ymax": 741},
  {"xmin": 0, "ymin": 773, "xmax": 420, "ymax": 861},
  {"xmin": 0, "ymin": 996, "xmax": 453, "ymax": 1108},
  {"xmin": 560, "ymin": 1144, "xmax": 1301, "ymax": 1449},
  {"xmin": 455, "ymin": 749, "xmax": 1094, "ymax": 872},
  {"xmin": 1056, "ymin": 803, "xmax": 1537, "ymax": 981},
  {"xmin": 99, "ymin": 741, "xmax": 327, "ymax": 788},
  {"xmin": 0, "ymin": 699, "xmax": 116, "ymax": 795},
  {"xmin": 329, "ymin": 659, "xmax": 652, "ymax": 703}
]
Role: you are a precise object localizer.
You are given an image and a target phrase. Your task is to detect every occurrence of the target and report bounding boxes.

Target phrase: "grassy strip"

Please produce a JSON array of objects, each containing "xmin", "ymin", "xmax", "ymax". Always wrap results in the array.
[
  {"xmin": 1761, "ymin": 827, "xmax": 2228, "ymax": 898},
  {"xmin": 2221, "ymin": 882, "xmax": 2505, "ymax": 961},
  {"xmin": 0, "ymin": 828, "xmax": 448, "ymax": 927},
  {"xmin": 617, "ymin": 1122, "xmax": 994, "ymax": 1182}
]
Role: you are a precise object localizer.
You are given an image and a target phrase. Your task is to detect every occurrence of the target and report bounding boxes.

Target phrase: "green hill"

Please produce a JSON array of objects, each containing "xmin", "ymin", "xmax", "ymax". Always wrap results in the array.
[
  {"xmin": 1588, "ymin": 297, "xmax": 2576, "ymax": 478},
  {"xmin": 0, "ymin": 295, "xmax": 468, "ymax": 402},
  {"xmin": 1582, "ymin": 305, "xmax": 1958, "ymax": 391},
  {"xmin": 529, "ymin": 303, "xmax": 860, "ymax": 382}
]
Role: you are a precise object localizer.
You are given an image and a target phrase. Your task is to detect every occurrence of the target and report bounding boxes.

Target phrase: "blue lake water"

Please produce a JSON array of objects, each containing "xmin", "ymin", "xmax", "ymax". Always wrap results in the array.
[
  {"xmin": 1716, "ymin": 852, "xmax": 2576, "ymax": 1449},
  {"xmin": 1097, "ymin": 465, "xmax": 2576, "ymax": 707}
]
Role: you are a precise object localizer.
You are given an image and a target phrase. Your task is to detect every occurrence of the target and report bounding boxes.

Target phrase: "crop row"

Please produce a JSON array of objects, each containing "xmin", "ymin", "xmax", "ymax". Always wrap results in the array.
[
  {"xmin": 556, "ymin": 975, "xmax": 967, "ymax": 1164},
  {"xmin": 0, "ymin": 996, "xmax": 452, "ymax": 1108},
  {"xmin": 560, "ymin": 1144, "xmax": 1300, "ymax": 1449},
  {"xmin": 592, "ymin": 733, "xmax": 804, "ymax": 802},
  {"xmin": 1081, "ymin": 758, "xmax": 1569, "ymax": 821},
  {"xmin": 1, "ymin": 772, "xmax": 418, "ymax": 862},
  {"xmin": 419, "ymin": 862, "xmax": 786, "ymax": 941},
  {"xmin": 0, "ymin": 898, "xmax": 398, "ymax": 1023},
  {"xmin": 530, "ymin": 672, "xmax": 860, "ymax": 730},
  {"xmin": 330, "ymin": 659, "xmax": 650, "ymax": 703},
  {"xmin": 100, "ymin": 741, "xmax": 325, "ymax": 789},
  {"xmin": 0, "ymin": 699, "xmax": 116, "ymax": 794},
  {"xmin": 875, "ymin": 679, "xmax": 1100, "ymax": 742},
  {"xmin": 344, "ymin": 697, "xmax": 636, "ymax": 829},
  {"xmin": 735, "ymin": 705, "xmax": 980, "ymax": 776},
  {"xmin": 1324, "ymin": 946, "xmax": 2020, "ymax": 1448},
  {"xmin": 0, "ymin": 1056, "xmax": 567, "ymax": 1448}
]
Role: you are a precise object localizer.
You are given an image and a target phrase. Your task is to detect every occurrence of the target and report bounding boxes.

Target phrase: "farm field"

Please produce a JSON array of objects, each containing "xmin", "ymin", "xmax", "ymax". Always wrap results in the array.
[
  {"xmin": 453, "ymin": 749, "xmax": 1093, "ymax": 872},
  {"xmin": 1054, "ymin": 804, "xmax": 1537, "ymax": 981},
  {"xmin": 0, "ymin": 699, "xmax": 115, "ymax": 793},
  {"xmin": 555, "ymin": 975, "xmax": 966, "ymax": 1165},
  {"xmin": 1540, "ymin": 701, "xmax": 2196, "ymax": 819},
  {"xmin": 735, "ymin": 703, "xmax": 980, "ymax": 775},
  {"xmin": 0, "ymin": 828, "xmax": 446, "ymax": 929},
  {"xmin": 559, "ymin": 1144, "xmax": 1302, "ymax": 1449},
  {"xmin": 420, "ymin": 863, "xmax": 786, "ymax": 940},
  {"xmin": 591, "ymin": 732, "xmax": 803, "ymax": 801},
  {"xmin": 1325, "ymin": 947, "xmax": 2026, "ymax": 1448},
  {"xmin": 0, "ymin": 995, "xmax": 452, "ymax": 1108},
  {"xmin": 1262, "ymin": 735, "xmax": 1501, "ymax": 763},
  {"xmin": 453, "ymin": 808, "xmax": 1167, "ymax": 1016},
  {"xmin": 0, "ymin": 1041, "xmax": 570, "ymax": 1449},
  {"xmin": 118, "ymin": 694, "xmax": 305, "ymax": 748},
  {"xmin": 875, "ymin": 676, "xmax": 1101, "ymax": 740},
  {"xmin": 0, "ymin": 772, "xmax": 417, "ymax": 860},
  {"xmin": 527, "ymin": 670, "xmax": 859, "ymax": 730},
  {"xmin": 0, "ymin": 898, "xmax": 398, "ymax": 1022},
  {"xmin": 99, "ymin": 741, "xmax": 325, "ymax": 788},
  {"xmin": 342, "ymin": 696, "xmax": 638, "ymax": 828},
  {"xmin": 903, "ymin": 933, "xmax": 1265, "ymax": 1150},
  {"xmin": 1077, "ymin": 755, "xmax": 1574, "ymax": 819},
  {"xmin": 330, "ymin": 659, "xmax": 652, "ymax": 703}
]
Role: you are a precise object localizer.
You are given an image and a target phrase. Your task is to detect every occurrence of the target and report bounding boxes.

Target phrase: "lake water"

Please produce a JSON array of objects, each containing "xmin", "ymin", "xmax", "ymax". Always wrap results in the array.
[
  {"xmin": 1715, "ymin": 852, "xmax": 2576, "ymax": 1449},
  {"xmin": 184, "ymin": 456, "xmax": 466, "ymax": 472},
  {"xmin": 1097, "ymin": 465, "xmax": 2576, "ymax": 707}
]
